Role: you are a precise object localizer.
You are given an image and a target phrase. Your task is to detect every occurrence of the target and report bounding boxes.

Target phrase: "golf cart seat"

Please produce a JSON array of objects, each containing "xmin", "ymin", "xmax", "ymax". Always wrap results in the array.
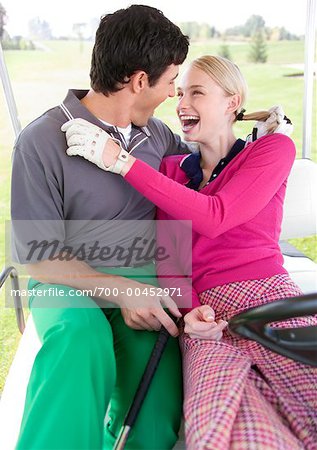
[
  {"xmin": 0, "ymin": 158, "xmax": 316, "ymax": 450},
  {"xmin": 279, "ymin": 158, "xmax": 317, "ymax": 294}
]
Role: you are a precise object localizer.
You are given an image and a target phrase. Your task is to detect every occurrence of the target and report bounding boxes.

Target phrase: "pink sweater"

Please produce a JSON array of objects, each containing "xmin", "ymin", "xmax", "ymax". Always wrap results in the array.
[{"xmin": 125, "ymin": 134, "xmax": 296, "ymax": 311}]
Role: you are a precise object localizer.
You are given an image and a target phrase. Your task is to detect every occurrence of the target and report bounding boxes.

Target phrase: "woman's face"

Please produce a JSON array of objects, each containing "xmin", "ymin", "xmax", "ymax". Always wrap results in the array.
[{"xmin": 176, "ymin": 65, "xmax": 233, "ymax": 143}]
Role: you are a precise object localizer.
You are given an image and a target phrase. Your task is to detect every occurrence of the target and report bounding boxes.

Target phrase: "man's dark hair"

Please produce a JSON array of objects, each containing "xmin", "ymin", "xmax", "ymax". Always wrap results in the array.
[{"xmin": 90, "ymin": 5, "xmax": 189, "ymax": 95}]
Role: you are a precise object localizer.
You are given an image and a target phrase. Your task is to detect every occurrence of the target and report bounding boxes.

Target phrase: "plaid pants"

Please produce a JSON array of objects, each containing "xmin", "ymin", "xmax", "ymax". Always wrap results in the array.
[{"xmin": 180, "ymin": 275, "xmax": 317, "ymax": 450}]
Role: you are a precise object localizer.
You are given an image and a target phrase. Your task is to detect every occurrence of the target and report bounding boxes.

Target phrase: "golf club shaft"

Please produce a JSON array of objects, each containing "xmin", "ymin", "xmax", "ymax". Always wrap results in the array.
[
  {"xmin": 113, "ymin": 325, "xmax": 172, "ymax": 449},
  {"xmin": 113, "ymin": 425, "xmax": 130, "ymax": 450}
]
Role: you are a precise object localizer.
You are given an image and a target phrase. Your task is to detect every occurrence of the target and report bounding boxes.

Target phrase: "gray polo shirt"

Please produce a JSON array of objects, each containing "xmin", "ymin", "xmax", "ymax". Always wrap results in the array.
[{"xmin": 11, "ymin": 89, "xmax": 189, "ymax": 267}]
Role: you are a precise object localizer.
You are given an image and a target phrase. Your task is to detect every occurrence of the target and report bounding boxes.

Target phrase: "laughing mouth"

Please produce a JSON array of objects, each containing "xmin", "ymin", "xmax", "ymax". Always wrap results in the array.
[{"xmin": 179, "ymin": 115, "xmax": 200, "ymax": 132}]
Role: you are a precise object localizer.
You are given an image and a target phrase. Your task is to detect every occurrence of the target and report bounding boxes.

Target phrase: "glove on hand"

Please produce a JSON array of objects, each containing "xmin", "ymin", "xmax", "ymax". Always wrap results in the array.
[
  {"xmin": 61, "ymin": 118, "xmax": 125, "ymax": 173},
  {"xmin": 246, "ymin": 105, "xmax": 293, "ymax": 144}
]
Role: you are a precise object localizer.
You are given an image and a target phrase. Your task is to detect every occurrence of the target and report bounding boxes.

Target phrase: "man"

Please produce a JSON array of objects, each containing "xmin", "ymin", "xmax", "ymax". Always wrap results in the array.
[{"xmin": 11, "ymin": 5, "xmax": 189, "ymax": 449}]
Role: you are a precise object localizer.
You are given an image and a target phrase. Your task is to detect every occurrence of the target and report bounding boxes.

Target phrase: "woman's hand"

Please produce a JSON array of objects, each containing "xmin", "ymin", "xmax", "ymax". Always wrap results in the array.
[
  {"xmin": 246, "ymin": 105, "xmax": 293, "ymax": 143},
  {"xmin": 61, "ymin": 118, "xmax": 134, "ymax": 174},
  {"xmin": 184, "ymin": 305, "xmax": 227, "ymax": 340}
]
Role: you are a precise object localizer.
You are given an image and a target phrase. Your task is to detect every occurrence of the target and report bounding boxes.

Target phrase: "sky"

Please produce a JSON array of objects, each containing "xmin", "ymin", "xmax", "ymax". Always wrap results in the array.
[{"xmin": 3, "ymin": 0, "xmax": 308, "ymax": 38}]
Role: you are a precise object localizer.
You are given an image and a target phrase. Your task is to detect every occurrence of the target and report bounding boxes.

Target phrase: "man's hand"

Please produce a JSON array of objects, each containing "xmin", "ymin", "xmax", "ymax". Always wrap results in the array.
[
  {"xmin": 28, "ymin": 258, "xmax": 181, "ymax": 336},
  {"xmin": 115, "ymin": 278, "xmax": 182, "ymax": 336},
  {"xmin": 184, "ymin": 305, "xmax": 227, "ymax": 340},
  {"xmin": 61, "ymin": 118, "xmax": 126, "ymax": 172}
]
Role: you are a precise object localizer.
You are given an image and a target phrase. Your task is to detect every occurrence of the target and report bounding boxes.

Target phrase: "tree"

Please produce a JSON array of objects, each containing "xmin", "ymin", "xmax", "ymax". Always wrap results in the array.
[
  {"xmin": 249, "ymin": 30, "xmax": 267, "ymax": 63},
  {"xmin": 225, "ymin": 14, "xmax": 266, "ymax": 39},
  {"xmin": 218, "ymin": 37, "xmax": 231, "ymax": 60},
  {"xmin": 0, "ymin": 2, "xmax": 7, "ymax": 40},
  {"xmin": 225, "ymin": 25, "xmax": 244, "ymax": 37},
  {"xmin": 244, "ymin": 15, "xmax": 266, "ymax": 37},
  {"xmin": 199, "ymin": 23, "xmax": 212, "ymax": 39},
  {"xmin": 73, "ymin": 23, "xmax": 86, "ymax": 53},
  {"xmin": 178, "ymin": 22, "xmax": 219, "ymax": 40},
  {"xmin": 28, "ymin": 17, "xmax": 52, "ymax": 40},
  {"xmin": 179, "ymin": 22, "xmax": 200, "ymax": 40},
  {"xmin": 0, "ymin": 3, "xmax": 35, "ymax": 50},
  {"xmin": 210, "ymin": 26, "xmax": 218, "ymax": 38}
]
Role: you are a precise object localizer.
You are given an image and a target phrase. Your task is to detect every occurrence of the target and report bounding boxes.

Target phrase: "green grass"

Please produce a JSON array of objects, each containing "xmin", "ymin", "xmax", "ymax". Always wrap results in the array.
[
  {"xmin": 188, "ymin": 39, "xmax": 306, "ymax": 64},
  {"xmin": 0, "ymin": 39, "xmax": 316, "ymax": 392}
]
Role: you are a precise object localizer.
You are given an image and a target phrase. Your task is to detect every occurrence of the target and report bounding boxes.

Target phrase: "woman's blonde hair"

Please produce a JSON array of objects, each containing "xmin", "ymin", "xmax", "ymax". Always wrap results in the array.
[{"xmin": 191, "ymin": 55, "xmax": 276, "ymax": 132}]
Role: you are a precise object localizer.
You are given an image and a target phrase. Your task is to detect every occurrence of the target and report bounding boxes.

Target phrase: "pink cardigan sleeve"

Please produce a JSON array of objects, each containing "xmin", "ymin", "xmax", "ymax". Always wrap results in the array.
[{"xmin": 124, "ymin": 134, "xmax": 296, "ymax": 239}]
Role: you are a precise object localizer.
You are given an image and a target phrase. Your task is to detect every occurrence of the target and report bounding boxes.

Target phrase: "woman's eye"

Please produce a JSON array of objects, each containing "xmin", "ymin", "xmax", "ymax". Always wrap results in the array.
[{"xmin": 192, "ymin": 90, "xmax": 202, "ymax": 95}]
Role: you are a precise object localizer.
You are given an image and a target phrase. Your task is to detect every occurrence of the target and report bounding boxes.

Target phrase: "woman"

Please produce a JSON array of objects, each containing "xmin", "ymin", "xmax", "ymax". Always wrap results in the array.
[{"xmin": 62, "ymin": 56, "xmax": 316, "ymax": 449}]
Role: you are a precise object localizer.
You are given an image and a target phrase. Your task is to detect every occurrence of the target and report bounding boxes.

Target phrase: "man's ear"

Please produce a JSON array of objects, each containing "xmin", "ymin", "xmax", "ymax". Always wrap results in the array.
[
  {"xmin": 130, "ymin": 71, "xmax": 149, "ymax": 93},
  {"xmin": 227, "ymin": 94, "xmax": 241, "ymax": 114}
]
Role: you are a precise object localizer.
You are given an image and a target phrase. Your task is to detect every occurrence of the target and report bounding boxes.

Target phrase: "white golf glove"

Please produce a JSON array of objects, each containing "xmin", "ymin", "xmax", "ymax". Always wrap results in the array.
[
  {"xmin": 246, "ymin": 105, "xmax": 293, "ymax": 144},
  {"xmin": 61, "ymin": 118, "xmax": 129, "ymax": 173}
]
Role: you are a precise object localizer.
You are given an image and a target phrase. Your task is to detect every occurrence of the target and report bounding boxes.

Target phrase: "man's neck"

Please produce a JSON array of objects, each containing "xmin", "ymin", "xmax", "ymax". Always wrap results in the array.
[{"xmin": 81, "ymin": 90, "xmax": 132, "ymax": 127}]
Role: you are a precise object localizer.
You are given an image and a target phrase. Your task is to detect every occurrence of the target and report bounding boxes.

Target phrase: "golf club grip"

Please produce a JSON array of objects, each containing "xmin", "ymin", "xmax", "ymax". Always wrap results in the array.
[{"xmin": 124, "ymin": 326, "xmax": 170, "ymax": 428}]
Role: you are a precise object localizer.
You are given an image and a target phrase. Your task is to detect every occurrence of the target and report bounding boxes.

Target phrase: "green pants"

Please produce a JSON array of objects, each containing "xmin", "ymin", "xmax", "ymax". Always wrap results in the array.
[{"xmin": 16, "ymin": 265, "xmax": 183, "ymax": 450}]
